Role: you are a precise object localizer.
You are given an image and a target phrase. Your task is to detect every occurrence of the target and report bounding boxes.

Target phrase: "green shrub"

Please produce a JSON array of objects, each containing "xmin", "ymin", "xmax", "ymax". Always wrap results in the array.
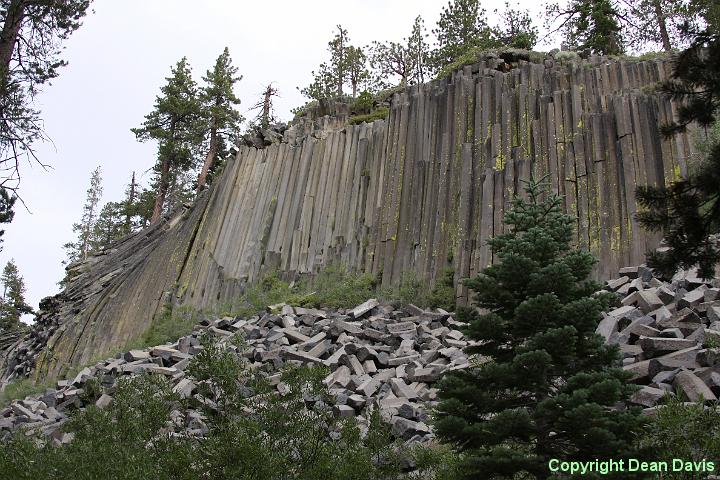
[
  {"xmin": 0, "ymin": 337, "xmax": 442, "ymax": 479},
  {"xmin": 426, "ymin": 269, "xmax": 456, "ymax": 312},
  {"xmin": 348, "ymin": 107, "xmax": 390, "ymax": 125},
  {"xmin": 125, "ymin": 304, "xmax": 200, "ymax": 350},
  {"xmin": 638, "ymin": 396, "xmax": 720, "ymax": 479},
  {"xmin": 288, "ymin": 265, "xmax": 378, "ymax": 309},
  {"xmin": 381, "ymin": 271, "xmax": 429, "ymax": 308},
  {"xmin": 0, "ymin": 378, "xmax": 53, "ymax": 408},
  {"xmin": 229, "ymin": 272, "xmax": 296, "ymax": 317},
  {"xmin": 351, "ymin": 90, "xmax": 374, "ymax": 114}
]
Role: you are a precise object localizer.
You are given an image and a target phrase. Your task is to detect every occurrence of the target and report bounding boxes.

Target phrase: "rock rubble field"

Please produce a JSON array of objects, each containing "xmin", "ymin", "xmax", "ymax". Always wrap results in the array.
[
  {"xmin": 1, "ymin": 298, "xmax": 475, "ymax": 446},
  {"xmin": 2, "ymin": 264, "xmax": 719, "ymax": 446}
]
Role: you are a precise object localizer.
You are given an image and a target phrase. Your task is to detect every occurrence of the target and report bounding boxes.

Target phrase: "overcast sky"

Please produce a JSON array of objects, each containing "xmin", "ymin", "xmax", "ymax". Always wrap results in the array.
[{"xmin": 0, "ymin": 0, "xmax": 553, "ymax": 319}]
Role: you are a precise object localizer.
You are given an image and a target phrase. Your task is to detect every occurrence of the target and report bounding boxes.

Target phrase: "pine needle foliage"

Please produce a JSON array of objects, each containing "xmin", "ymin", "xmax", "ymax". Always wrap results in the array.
[{"xmin": 435, "ymin": 178, "xmax": 645, "ymax": 479}]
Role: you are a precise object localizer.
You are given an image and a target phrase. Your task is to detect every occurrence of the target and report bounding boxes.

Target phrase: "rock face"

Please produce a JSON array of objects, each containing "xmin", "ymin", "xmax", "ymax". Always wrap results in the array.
[
  {"xmin": 599, "ymin": 266, "xmax": 720, "ymax": 411},
  {"xmin": 0, "ymin": 301, "xmax": 475, "ymax": 446},
  {"xmin": 0, "ymin": 53, "xmax": 699, "ymax": 384}
]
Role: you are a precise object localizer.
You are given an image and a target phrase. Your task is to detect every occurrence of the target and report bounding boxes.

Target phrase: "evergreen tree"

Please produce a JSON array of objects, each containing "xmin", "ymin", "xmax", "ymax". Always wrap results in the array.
[
  {"xmin": 407, "ymin": 16, "xmax": 431, "ymax": 85},
  {"xmin": 196, "ymin": 47, "xmax": 243, "ymax": 193},
  {"xmin": 63, "ymin": 165, "xmax": 102, "ymax": 266},
  {"xmin": 89, "ymin": 201, "xmax": 126, "ymax": 252},
  {"xmin": 345, "ymin": 45, "xmax": 369, "ymax": 98},
  {"xmin": 495, "ymin": 2, "xmax": 539, "ymax": 50},
  {"xmin": 636, "ymin": 27, "xmax": 720, "ymax": 279},
  {"xmin": 369, "ymin": 40, "xmax": 411, "ymax": 88},
  {"xmin": 0, "ymin": 0, "xmax": 92, "ymax": 186},
  {"xmin": 435, "ymin": 179, "xmax": 644, "ymax": 479},
  {"xmin": 300, "ymin": 26, "xmax": 370, "ymax": 101},
  {"xmin": 132, "ymin": 58, "xmax": 204, "ymax": 224},
  {"xmin": 0, "ymin": 258, "xmax": 32, "ymax": 331},
  {"xmin": 545, "ymin": 0, "xmax": 624, "ymax": 55},
  {"xmin": 0, "ymin": 187, "xmax": 15, "ymax": 251},
  {"xmin": 370, "ymin": 16, "xmax": 431, "ymax": 88},
  {"xmin": 431, "ymin": 0, "xmax": 499, "ymax": 69}
]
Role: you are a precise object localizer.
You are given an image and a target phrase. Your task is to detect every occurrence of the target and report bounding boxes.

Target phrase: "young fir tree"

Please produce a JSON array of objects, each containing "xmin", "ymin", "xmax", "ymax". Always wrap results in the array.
[
  {"xmin": 196, "ymin": 47, "xmax": 243, "ymax": 193},
  {"xmin": 0, "ymin": 258, "xmax": 32, "ymax": 331},
  {"xmin": 63, "ymin": 165, "xmax": 103, "ymax": 266},
  {"xmin": 132, "ymin": 58, "xmax": 204, "ymax": 224},
  {"xmin": 435, "ymin": 179, "xmax": 644, "ymax": 479}
]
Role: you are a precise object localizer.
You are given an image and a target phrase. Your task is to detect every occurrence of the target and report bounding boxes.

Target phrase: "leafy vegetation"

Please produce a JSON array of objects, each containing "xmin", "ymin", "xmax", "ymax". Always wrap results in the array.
[
  {"xmin": 0, "ymin": 335, "xmax": 446, "ymax": 479},
  {"xmin": 348, "ymin": 107, "xmax": 390, "ymax": 125},
  {"xmin": 638, "ymin": 397, "xmax": 720, "ymax": 479},
  {"xmin": 0, "ymin": 378, "xmax": 53, "ymax": 408},
  {"xmin": 124, "ymin": 304, "xmax": 200, "ymax": 351}
]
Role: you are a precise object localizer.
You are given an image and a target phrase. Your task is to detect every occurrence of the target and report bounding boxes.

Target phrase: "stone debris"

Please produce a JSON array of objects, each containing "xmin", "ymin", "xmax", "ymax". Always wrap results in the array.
[
  {"xmin": 0, "ymin": 299, "xmax": 480, "ymax": 446},
  {"xmin": 599, "ymin": 265, "xmax": 720, "ymax": 412}
]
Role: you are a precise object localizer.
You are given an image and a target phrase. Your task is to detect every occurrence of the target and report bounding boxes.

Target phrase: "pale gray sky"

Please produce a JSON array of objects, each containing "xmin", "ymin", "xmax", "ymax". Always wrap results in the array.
[{"xmin": 0, "ymin": 0, "xmax": 553, "ymax": 318}]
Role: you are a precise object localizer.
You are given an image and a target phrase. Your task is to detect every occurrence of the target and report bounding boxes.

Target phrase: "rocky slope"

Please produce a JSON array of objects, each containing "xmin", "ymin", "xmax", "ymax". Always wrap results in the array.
[{"xmin": 1, "ymin": 300, "xmax": 473, "ymax": 446}]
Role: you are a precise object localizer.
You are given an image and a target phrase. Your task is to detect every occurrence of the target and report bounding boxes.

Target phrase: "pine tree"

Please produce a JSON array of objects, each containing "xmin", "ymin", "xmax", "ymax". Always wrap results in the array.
[
  {"xmin": 636, "ymin": 27, "xmax": 720, "ymax": 279},
  {"xmin": 407, "ymin": 16, "xmax": 431, "ymax": 85},
  {"xmin": 431, "ymin": 0, "xmax": 499, "ymax": 69},
  {"xmin": 0, "ymin": 187, "xmax": 15, "ymax": 251},
  {"xmin": 0, "ymin": 0, "xmax": 92, "ymax": 186},
  {"xmin": 89, "ymin": 201, "xmax": 126, "ymax": 252},
  {"xmin": 196, "ymin": 48, "xmax": 243, "ymax": 193},
  {"xmin": 300, "ymin": 26, "xmax": 370, "ymax": 101},
  {"xmin": 0, "ymin": 258, "xmax": 32, "ymax": 331},
  {"xmin": 132, "ymin": 58, "xmax": 204, "ymax": 224},
  {"xmin": 63, "ymin": 165, "xmax": 103, "ymax": 266},
  {"xmin": 369, "ymin": 16, "xmax": 433, "ymax": 89},
  {"xmin": 435, "ymin": 179, "xmax": 644, "ymax": 479},
  {"xmin": 495, "ymin": 2, "xmax": 539, "ymax": 50},
  {"xmin": 545, "ymin": 0, "xmax": 624, "ymax": 55}
]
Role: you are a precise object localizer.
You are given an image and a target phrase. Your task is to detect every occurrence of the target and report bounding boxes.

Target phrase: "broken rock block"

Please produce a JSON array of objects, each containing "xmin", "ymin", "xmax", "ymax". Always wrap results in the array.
[
  {"xmin": 630, "ymin": 386, "xmax": 669, "ymax": 407},
  {"xmin": 673, "ymin": 370, "xmax": 717, "ymax": 402}
]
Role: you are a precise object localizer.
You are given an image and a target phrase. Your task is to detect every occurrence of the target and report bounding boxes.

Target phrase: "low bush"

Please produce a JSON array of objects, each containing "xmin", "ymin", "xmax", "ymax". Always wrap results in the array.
[
  {"xmin": 0, "ymin": 378, "xmax": 53, "ymax": 408},
  {"xmin": 348, "ymin": 107, "xmax": 390, "ymax": 125},
  {"xmin": 0, "ymin": 335, "xmax": 447, "ymax": 479}
]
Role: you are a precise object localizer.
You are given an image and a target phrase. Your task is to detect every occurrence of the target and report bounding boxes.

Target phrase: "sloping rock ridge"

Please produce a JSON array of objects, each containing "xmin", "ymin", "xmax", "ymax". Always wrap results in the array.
[{"xmin": 0, "ymin": 53, "xmax": 700, "ymax": 383}]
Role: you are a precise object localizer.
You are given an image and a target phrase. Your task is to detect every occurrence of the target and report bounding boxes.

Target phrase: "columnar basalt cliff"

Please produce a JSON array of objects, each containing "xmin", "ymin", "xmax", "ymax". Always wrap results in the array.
[{"xmin": 0, "ymin": 53, "xmax": 699, "ymax": 383}]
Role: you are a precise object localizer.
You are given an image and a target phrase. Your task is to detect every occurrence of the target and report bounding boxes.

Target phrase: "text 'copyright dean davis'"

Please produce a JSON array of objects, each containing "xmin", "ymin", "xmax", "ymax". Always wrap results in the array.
[{"xmin": 548, "ymin": 459, "xmax": 716, "ymax": 476}]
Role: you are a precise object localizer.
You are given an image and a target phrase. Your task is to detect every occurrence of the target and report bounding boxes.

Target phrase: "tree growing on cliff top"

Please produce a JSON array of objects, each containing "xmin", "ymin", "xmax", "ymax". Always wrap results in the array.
[
  {"xmin": 636, "ymin": 27, "xmax": 720, "ymax": 280},
  {"xmin": 132, "ymin": 58, "xmax": 204, "ymax": 224},
  {"xmin": 435, "ymin": 179, "xmax": 644, "ymax": 479},
  {"xmin": 196, "ymin": 47, "xmax": 243, "ymax": 193},
  {"xmin": 369, "ymin": 16, "xmax": 432, "ymax": 88},
  {"xmin": 0, "ymin": 258, "xmax": 32, "ymax": 330},
  {"xmin": 300, "ymin": 26, "xmax": 371, "ymax": 101},
  {"xmin": 431, "ymin": 0, "xmax": 499, "ymax": 69},
  {"xmin": 63, "ymin": 165, "xmax": 102, "ymax": 267}
]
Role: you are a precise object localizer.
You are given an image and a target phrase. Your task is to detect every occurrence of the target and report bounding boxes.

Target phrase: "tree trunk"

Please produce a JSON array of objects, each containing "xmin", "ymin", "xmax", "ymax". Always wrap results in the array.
[
  {"xmin": 653, "ymin": 0, "xmax": 672, "ymax": 51},
  {"xmin": 0, "ymin": 0, "xmax": 25, "ymax": 93},
  {"xmin": 262, "ymin": 86, "xmax": 271, "ymax": 128},
  {"xmin": 196, "ymin": 128, "xmax": 217, "ymax": 194},
  {"xmin": 150, "ymin": 157, "xmax": 171, "ymax": 225},
  {"xmin": 125, "ymin": 171, "xmax": 136, "ymax": 231}
]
